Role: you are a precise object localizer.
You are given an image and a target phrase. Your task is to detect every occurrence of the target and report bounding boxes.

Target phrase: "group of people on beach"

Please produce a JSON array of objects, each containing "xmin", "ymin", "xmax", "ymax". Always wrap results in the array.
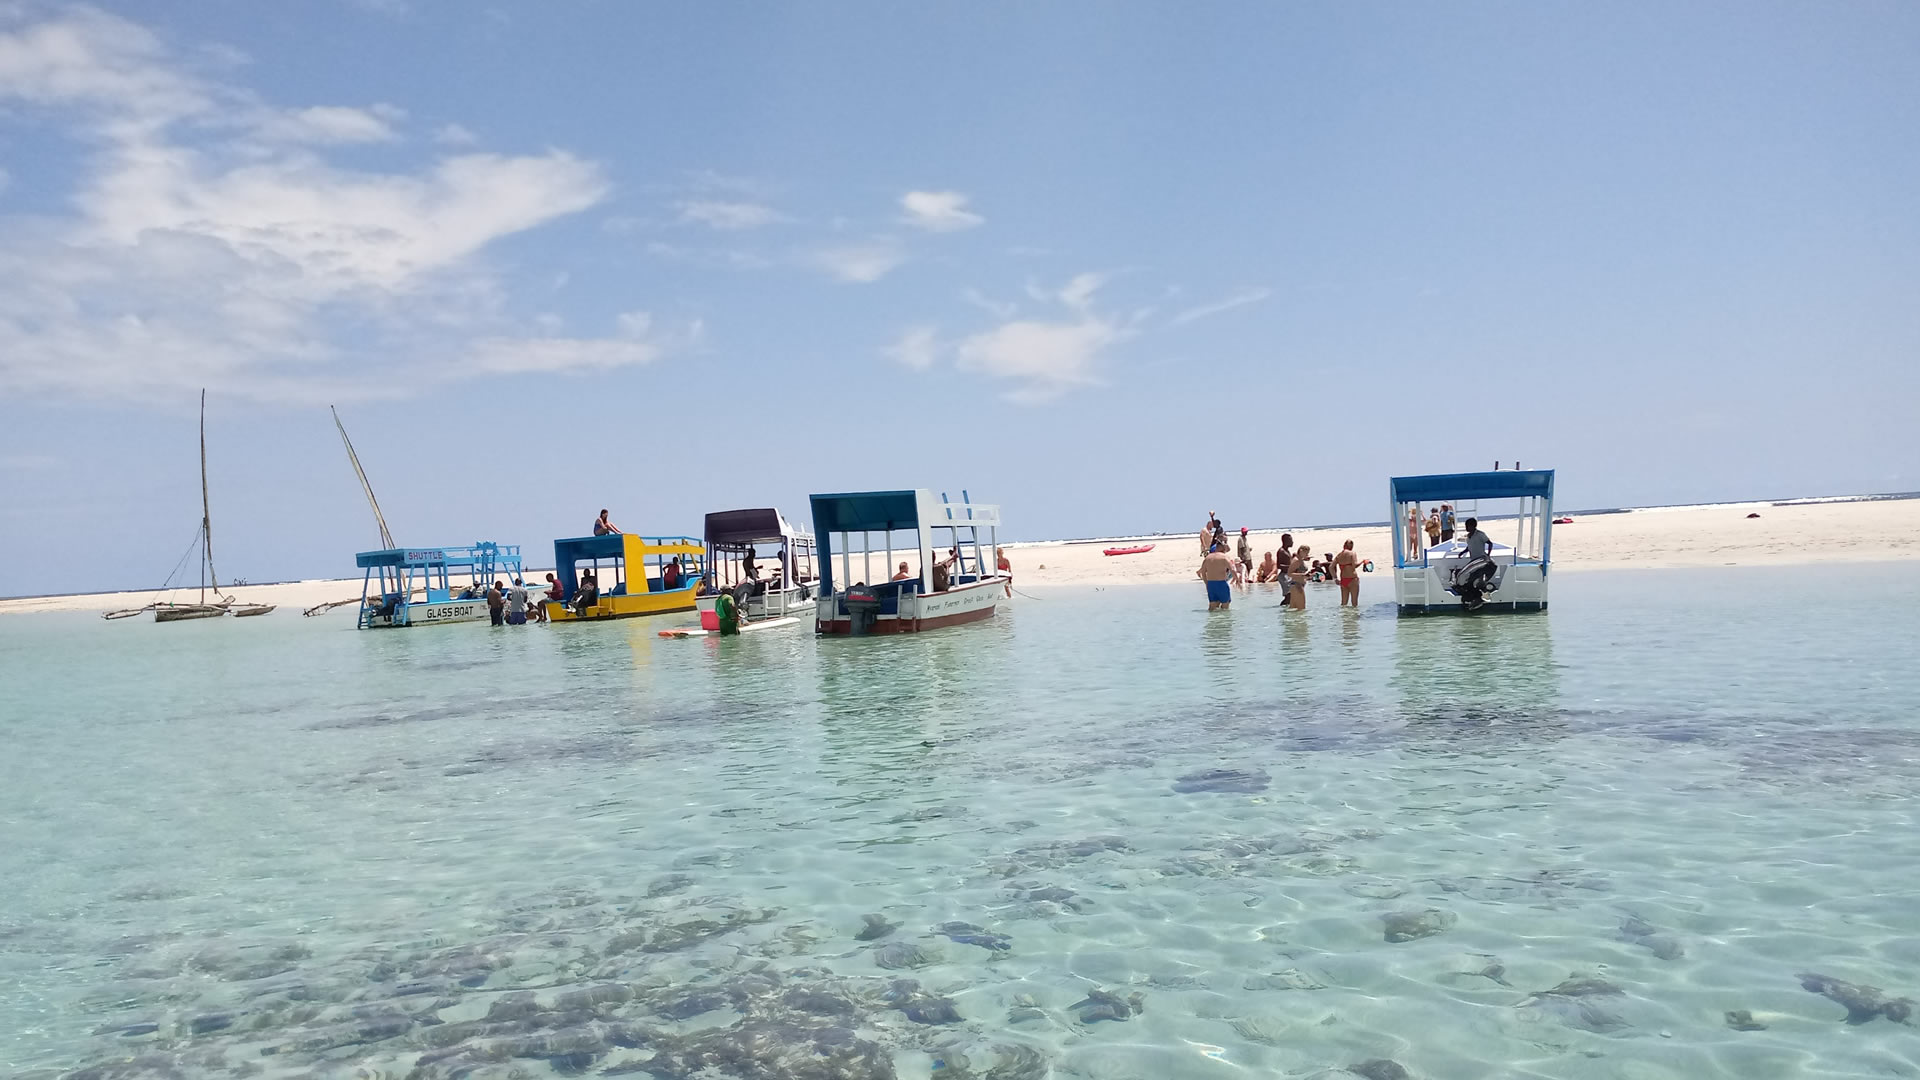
[
  {"xmin": 1198, "ymin": 513, "xmax": 1366, "ymax": 612},
  {"xmin": 1405, "ymin": 503, "xmax": 1458, "ymax": 559}
]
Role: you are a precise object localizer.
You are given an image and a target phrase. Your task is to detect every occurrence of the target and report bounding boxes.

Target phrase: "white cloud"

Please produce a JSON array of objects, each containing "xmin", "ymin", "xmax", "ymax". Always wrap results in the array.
[
  {"xmin": 1168, "ymin": 286, "xmax": 1271, "ymax": 326},
  {"xmin": 1058, "ymin": 272, "xmax": 1105, "ymax": 312},
  {"xmin": 616, "ymin": 310, "xmax": 651, "ymax": 337},
  {"xmin": 676, "ymin": 199, "xmax": 782, "ymax": 230},
  {"xmin": 434, "ymin": 122, "xmax": 478, "ymax": 146},
  {"xmin": 467, "ymin": 336, "xmax": 658, "ymax": 375},
  {"xmin": 814, "ymin": 243, "xmax": 905, "ymax": 283},
  {"xmin": 0, "ymin": 7, "xmax": 642, "ymax": 403},
  {"xmin": 884, "ymin": 326, "xmax": 941, "ymax": 371},
  {"xmin": 900, "ymin": 189, "xmax": 983, "ymax": 232},
  {"xmin": 253, "ymin": 104, "xmax": 402, "ymax": 144},
  {"xmin": 961, "ymin": 287, "xmax": 1015, "ymax": 319},
  {"xmin": 953, "ymin": 272, "xmax": 1130, "ymax": 403}
]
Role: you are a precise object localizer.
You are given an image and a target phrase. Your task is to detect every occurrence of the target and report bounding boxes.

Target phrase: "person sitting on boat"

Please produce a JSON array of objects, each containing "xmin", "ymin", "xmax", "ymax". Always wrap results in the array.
[
  {"xmin": 593, "ymin": 509, "xmax": 621, "ymax": 536},
  {"xmin": 572, "ymin": 571, "xmax": 599, "ymax": 616},
  {"xmin": 545, "ymin": 573, "xmax": 564, "ymax": 602},
  {"xmin": 892, "ymin": 561, "xmax": 914, "ymax": 582},
  {"xmin": 931, "ymin": 549, "xmax": 956, "ymax": 592},
  {"xmin": 1454, "ymin": 517, "xmax": 1498, "ymax": 610},
  {"xmin": 661, "ymin": 556, "xmax": 684, "ymax": 591}
]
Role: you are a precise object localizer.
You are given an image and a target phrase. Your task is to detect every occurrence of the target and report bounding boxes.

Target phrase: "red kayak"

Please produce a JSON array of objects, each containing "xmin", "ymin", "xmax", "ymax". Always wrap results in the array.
[{"xmin": 1103, "ymin": 544, "xmax": 1156, "ymax": 556}]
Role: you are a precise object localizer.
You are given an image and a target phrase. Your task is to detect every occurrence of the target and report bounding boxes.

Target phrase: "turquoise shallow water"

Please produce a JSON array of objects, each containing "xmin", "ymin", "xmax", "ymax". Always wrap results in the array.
[{"xmin": 2, "ymin": 565, "xmax": 1918, "ymax": 1080}]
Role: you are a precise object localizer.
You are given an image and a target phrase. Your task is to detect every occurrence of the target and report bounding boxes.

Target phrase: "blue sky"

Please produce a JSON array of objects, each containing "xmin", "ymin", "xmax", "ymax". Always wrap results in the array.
[{"xmin": 2, "ymin": 1, "xmax": 1916, "ymax": 595}]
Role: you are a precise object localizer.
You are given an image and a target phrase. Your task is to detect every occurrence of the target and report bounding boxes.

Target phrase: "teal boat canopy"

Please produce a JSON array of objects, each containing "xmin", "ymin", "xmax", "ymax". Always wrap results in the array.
[
  {"xmin": 809, "ymin": 490, "xmax": 926, "ymax": 534},
  {"xmin": 1391, "ymin": 470, "xmax": 1554, "ymax": 504}
]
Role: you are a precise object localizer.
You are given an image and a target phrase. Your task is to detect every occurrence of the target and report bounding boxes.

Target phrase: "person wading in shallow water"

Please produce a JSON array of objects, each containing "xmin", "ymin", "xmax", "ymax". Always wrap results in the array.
[
  {"xmin": 1287, "ymin": 546, "xmax": 1311, "ymax": 610},
  {"xmin": 1199, "ymin": 542, "xmax": 1236, "ymax": 611},
  {"xmin": 1335, "ymin": 540, "xmax": 1362, "ymax": 608},
  {"xmin": 486, "ymin": 580, "xmax": 506, "ymax": 626}
]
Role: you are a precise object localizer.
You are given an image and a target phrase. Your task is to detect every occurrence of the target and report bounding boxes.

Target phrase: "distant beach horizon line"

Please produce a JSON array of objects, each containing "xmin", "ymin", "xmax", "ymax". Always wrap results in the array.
[
  {"xmin": 5, "ymin": 488, "xmax": 1916, "ymax": 603},
  {"xmin": 1009, "ymin": 489, "xmax": 1920, "ymax": 550}
]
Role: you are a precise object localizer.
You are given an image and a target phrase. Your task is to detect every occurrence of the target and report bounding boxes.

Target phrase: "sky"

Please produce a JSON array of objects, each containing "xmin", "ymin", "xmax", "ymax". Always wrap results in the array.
[{"xmin": 1, "ymin": 1, "xmax": 1916, "ymax": 596}]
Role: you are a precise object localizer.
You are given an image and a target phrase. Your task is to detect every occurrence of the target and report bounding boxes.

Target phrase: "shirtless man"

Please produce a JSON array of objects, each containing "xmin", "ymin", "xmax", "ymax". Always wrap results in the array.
[
  {"xmin": 1276, "ymin": 533, "xmax": 1295, "ymax": 604},
  {"xmin": 1256, "ymin": 551, "xmax": 1278, "ymax": 583},
  {"xmin": 1198, "ymin": 541, "xmax": 1236, "ymax": 611},
  {"xmin": 1287, "ymin": 545, "xmax": 1311, "ymax": 610},
  {"xmin": 1335, "ymin": 540, "xmax": 1362, "ymax": 607}
]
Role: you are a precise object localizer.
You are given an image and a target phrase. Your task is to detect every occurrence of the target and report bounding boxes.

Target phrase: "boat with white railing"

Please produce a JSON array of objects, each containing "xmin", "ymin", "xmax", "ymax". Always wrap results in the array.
[
  {"xmin": 811, "ymin": 489, "xmax": 1004, "ymax": 635},
  {"xmin": 1390, "ymin": 469, "xmax": 1554, "ymax": 615},
  {"xmin": 355, "ymin": 543, "xmax": 525, "ymax": 628},
  {"xmin": 695, "ymin": 507, "xmax": 819, "ymax": 624}
]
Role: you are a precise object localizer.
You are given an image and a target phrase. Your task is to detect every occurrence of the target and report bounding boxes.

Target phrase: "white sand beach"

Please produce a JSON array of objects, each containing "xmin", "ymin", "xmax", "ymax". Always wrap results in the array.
[
  {"xmin": 1009, "ymin": 498, "xmax": 1920, "ymax": 588},
  {"xmin": 4, "ymin": 498, "xmax": 1917, "ymax": 616}
]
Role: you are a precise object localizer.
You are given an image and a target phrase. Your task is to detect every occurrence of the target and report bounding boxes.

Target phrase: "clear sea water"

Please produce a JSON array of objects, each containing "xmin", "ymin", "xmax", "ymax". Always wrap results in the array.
[{"xmin": 2, "ymin": 565, "xmax": 1917, "ymax": 1080}]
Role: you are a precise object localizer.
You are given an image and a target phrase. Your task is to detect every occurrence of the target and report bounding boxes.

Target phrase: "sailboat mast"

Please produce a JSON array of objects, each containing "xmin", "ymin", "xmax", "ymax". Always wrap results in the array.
[
  {"xmin": 332, "ymin": 406, "xmax": 396, "ymax": 550},
  {"xmin": 200, "ymin": 389, "xmax": 220, "ymax": 598}
]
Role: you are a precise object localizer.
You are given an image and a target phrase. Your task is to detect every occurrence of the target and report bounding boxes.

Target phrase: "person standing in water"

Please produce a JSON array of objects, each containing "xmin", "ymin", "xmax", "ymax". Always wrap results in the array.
[
  {"xmin": 715, "ymin": 588, "xmax": 745, "ymax": 635},
  {"xmin": 1199, "ymin": 541, "xmax": 1236, "ymax": 611},
  {"xmin": 486, "ymin": 580, "xmax": 506, "ymax": 626},
  {"xmin": 1235, "ymin": 527, "xmax": 1254, "ymax": 581},
  {"xmin": 997, "ymin": 547, "xmax": 1013, "ymax": 597},
  {"xmin": 1334, "ymin": 541, "xmax": 1362, "ymax": 608},
  {"xmin": 1287, "ymin": 546, "xmax": 1311, "ymax": 610}
]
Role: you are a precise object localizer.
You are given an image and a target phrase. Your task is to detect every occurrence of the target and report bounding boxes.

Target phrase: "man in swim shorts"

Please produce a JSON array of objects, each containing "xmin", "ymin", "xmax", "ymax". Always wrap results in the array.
[
  {"xmin": 1198, "ymin": 541, "xmax": 1235, "ymax": 611},
  {"xmin": 1335, "ymin": 540, "xmax": 1362, "ymax": 607}
]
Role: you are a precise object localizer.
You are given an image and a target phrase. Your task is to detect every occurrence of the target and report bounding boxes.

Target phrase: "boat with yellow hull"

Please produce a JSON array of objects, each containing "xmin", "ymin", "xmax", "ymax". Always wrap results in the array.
[{"xmin": 544, "ymin": 533, "xmax": 706, "ymax": 622}]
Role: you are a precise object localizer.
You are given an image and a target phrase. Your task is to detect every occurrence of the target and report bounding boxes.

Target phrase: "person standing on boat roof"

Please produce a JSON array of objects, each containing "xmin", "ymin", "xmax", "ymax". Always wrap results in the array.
[
  {"xmin": 505, "ymin": 578, "xmax": 529, "ymax": 625},
  {"xmin": 1199, "ymin": 540, "xmax": 1235, "ymax": 611},
  {"xmin": 593, "ymin": 509, "xmax": 621, "ymax": 536},
  {"xmin": 486, "ymin": 580, "xmax": 506, "ymax": 626}
]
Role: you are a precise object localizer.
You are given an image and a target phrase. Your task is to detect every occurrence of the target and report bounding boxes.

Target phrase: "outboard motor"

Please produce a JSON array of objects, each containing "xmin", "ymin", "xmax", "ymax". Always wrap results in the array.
[
  {"xmin": 1449, "ymin": 559, "xmax": 1503, "ymax": 610},
  {"xmin": 842, "ymin": 586, "xmax": 881, "ymax": 636}
]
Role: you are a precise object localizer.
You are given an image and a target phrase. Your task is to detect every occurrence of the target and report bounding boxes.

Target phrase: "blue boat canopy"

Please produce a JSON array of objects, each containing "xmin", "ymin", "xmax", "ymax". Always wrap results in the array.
[
  {"xmin": 1391, "ymin": 470, "xmax": 1554, "ymax": 504},
  {"xmin": 552, "ymin": 533, "xmax": 628, "ymax": 562},
  {"xmin": 355, "ymin": 542, "xmax": 519, "ymax": 570},
  {"xmin": 810, "ymin": 490, "xmax": 925, "ymax": 534}
]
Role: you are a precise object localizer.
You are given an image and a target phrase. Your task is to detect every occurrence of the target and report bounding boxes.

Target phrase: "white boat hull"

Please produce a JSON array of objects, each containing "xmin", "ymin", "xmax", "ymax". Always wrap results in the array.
[
  {"xmin": 1395, "ymin": 556, "xmax": 1548, "ymax": 614},
  {"xmin": 364, "ymin": 598, "xmax": 490, "ymax": 628},
  {"xmin": 815, "ymin": 577, "xmax": 1003, "ymax": 635}
]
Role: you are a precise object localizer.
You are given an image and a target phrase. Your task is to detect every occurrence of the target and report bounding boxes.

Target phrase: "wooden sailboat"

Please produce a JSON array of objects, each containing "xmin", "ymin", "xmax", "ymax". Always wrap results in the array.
[{"xmin": 106, "ymin": 391, "xmax": 275, "ymax": 621}]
